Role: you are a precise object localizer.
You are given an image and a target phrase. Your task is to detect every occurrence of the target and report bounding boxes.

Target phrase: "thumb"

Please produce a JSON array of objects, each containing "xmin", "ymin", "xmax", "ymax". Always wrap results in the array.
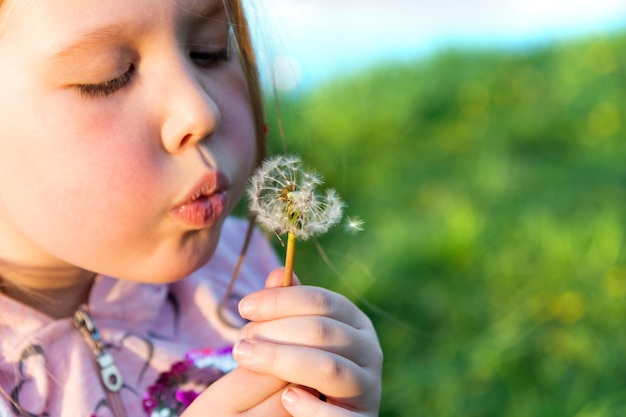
[{"xmin": 265, "ymin": 268, "xmax": 301, "ymax": 288}]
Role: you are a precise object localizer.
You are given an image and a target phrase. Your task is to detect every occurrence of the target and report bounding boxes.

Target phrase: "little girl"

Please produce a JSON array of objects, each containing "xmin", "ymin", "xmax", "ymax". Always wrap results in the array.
[{"xmin": 0, "ymin": 0, "xmax": 382, "ymax": 416}]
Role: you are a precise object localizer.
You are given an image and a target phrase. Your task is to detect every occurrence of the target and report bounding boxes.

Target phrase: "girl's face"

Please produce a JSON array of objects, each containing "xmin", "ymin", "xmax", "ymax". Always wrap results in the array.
[{"xmin": 0, "ymin": 0, "xmax": 257, "ymax": 283}]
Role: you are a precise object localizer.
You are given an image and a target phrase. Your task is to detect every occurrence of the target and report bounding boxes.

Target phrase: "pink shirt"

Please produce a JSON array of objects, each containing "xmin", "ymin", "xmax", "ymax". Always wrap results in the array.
[{"xmin": 0, "ymin": 217, "xmax": 280, "ymax": 417}]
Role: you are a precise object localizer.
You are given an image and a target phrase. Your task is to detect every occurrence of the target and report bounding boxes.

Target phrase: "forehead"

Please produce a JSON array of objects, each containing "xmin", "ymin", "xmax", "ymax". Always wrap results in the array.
[{"xmin": 0, "ymin": 0, "xmax": 231, "ymax": 47}]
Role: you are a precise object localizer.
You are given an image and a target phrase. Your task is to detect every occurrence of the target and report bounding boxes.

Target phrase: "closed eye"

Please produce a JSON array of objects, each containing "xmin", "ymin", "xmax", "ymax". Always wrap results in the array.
[
  {"xmin": 76, "ymin": 64, "xmax": 136, "ymax": 98},
  {"xmin": 190, "ymin": 48, "xmax": 230, "ymax": 68}
]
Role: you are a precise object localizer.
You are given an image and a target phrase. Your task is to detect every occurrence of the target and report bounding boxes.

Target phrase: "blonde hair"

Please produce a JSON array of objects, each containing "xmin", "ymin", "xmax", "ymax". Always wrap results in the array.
[
  {"xmin": 216, "ymin": 0, "xmax": 268, "ymax": 327},
  {"xmin": 225, "ymin": 0, "xmax": 266, "ymax": 165}
]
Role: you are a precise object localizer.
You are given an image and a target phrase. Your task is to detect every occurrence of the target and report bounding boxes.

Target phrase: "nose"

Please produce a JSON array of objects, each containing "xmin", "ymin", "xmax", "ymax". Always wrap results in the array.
[{"xmin": 160, "ymin": 63, "xmax": 220, "ymax": 153}]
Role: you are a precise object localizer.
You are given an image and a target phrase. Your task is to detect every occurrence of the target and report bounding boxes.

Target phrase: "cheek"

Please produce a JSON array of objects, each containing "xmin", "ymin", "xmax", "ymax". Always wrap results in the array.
[
  {"xmin": 0, "ymin": 96, "xmax": 162, "ymax": 254},
  {"xmin": 0, "ymin": 59, "xmax": 259, "ymax": 275}
]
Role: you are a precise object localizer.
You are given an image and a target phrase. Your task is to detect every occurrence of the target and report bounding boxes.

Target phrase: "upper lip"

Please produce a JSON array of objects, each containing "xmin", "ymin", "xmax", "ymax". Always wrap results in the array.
[{"xmin": 176, "ymin": 170, "xmax": 230, "ymax": 207}]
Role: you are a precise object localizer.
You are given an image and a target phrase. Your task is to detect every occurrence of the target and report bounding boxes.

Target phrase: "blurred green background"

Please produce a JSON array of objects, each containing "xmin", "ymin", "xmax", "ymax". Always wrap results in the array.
[{"xmin": 260, "ymin": 30, "xmax": 626, "ymax": 416}]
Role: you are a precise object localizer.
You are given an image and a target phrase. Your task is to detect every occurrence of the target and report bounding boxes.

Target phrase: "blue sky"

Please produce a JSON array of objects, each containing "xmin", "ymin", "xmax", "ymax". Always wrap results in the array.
[{"xmin": 250, "ymin": 0, "xmax": 626, "ymax": 90}]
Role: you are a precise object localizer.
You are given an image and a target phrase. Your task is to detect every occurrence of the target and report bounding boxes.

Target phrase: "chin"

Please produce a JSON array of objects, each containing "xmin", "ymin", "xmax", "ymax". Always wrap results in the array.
[
  {"xmin": 111, "ymin": 241, "xmax": 219, "ymax": 285},
  {"xmin": 94, "ymin": 224, "xmax": 225, "ymax": 284},
  {"xmin": 160, "ymin": 246, "xmax": 218, "ymax": 283}
]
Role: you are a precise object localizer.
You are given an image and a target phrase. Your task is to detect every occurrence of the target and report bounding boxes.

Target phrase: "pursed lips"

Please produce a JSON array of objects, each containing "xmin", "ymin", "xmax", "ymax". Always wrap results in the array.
[{"xmin": 171, "ymin": 171, "xmax": 230, "ymax": 228}]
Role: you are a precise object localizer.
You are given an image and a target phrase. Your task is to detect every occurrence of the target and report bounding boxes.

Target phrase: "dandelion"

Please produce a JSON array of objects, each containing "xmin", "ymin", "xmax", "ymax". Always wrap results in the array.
[{"xmin": 248, "ymin": 154, "xmax": 345, "ymax": 286}]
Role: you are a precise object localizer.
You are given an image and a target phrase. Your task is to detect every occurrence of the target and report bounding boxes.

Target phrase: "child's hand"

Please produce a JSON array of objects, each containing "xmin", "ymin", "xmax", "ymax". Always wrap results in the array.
[
  {"xmin": 181, "ymin": 366, "xmax": 291, "ymax": 416},
  {"xmin": 234, "ymin": 268, "xmax": 383, "ymax": 416}
]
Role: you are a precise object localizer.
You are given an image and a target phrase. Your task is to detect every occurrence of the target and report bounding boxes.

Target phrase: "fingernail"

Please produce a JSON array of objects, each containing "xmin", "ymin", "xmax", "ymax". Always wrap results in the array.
[
  {"xmin": 238, "ymin": 297, "xmax": 256, "ymax": 318},
  {"xmin": 282, "ymin": 388, "xmax": 299, "ymax": 405},
  {"xmin": 234, "ymin": 339, "xmax": 253, "ymax": 359}
]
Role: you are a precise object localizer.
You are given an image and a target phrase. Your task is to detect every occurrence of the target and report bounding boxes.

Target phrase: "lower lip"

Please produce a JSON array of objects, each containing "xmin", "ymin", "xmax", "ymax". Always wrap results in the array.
[{"xmin": 172, "ymin": 191, "xmax": 228, "ymax": 228}]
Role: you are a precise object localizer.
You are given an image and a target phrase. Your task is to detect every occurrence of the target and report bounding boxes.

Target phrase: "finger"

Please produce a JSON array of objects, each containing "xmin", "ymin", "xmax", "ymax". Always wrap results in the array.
[
  {"xmin": 282, "ymin": 386, "xmax": 362, "ymax": 417},
  {"xmin": 233, "ymin": 338, "xmax": 380, "ymax": 411},
  {"xmin": 182, "ymin": 366, "xmax": 289, "ymax": 414},
  {"xmin": 239, "ymin": 316, "xmax": 376, "ymax": 367},
  {"xmin": 184, "ymin": 387, "xmax": 290, "ymax": 417},
  {"xmin": 265, "ymin": 267, "xmax": 301, "ymax": 289},
  {"xmin": 238, "ymin": 286, "xmax": 372, "ymax": 331},
  {"xmin": 238, "ymin": 389, "xmax": 292, "ymax": 417}
]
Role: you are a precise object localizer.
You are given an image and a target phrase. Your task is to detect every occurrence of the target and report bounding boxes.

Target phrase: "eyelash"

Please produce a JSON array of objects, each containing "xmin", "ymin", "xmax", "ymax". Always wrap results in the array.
[
  {"xmin": 75, "ymin": 48, "xmax": 229, "ymax": 99},
  {"xmin": 190, "ymin": 48, "xmax": 230, "ymax": 68},
  {"xmin": 77, "ymin": 64, "xmax": 136, "ymax": 98}
]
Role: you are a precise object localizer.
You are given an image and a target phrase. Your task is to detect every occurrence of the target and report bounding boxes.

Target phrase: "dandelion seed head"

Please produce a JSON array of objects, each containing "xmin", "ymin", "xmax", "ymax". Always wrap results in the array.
[
  {"xmin": 302, "ymin": 170, "xmax": 323, "ymax": 188},
  {"xmin": 248, "ymin": 155, "xmax": 345, "ymax": 240}
]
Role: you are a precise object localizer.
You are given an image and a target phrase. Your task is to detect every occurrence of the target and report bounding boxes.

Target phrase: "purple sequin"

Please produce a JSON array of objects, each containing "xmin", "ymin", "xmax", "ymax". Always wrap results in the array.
[{"xmin": 142, "ymin": 346, "xmax": 236, "ymax": 417}]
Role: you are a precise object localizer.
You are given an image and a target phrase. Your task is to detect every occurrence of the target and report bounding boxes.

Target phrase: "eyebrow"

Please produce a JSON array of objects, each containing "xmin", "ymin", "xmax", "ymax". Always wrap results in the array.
[
  {"xmin": 48, "ymin": 23, "xmax": 141, "ymax": 63},
  {"xmin": 47, "ymin": 2, "xmax": 227, "ymax": 63},
  {"xmin": 177, "ymin": 1, "xmax": 229, "ymax": 23}
]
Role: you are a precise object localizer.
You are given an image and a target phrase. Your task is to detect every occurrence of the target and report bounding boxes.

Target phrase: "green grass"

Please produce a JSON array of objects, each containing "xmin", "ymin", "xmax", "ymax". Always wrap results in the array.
[{"xmin": 261, "ymin": 31, "xmax": 626, "ymax": 416}]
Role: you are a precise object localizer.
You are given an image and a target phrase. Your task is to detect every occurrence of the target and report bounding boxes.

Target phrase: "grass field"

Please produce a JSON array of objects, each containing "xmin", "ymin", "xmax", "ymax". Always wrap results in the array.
[{"xmin": 259, "ymin": 30, "xmax": 626, "ymax": 416}]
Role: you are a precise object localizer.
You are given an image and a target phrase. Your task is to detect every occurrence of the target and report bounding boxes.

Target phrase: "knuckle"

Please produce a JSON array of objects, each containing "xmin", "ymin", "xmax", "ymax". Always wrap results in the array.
[
  {"xmin": 311, "ymin": 318, "xmax": 335, "ymax": 344},
  {"xmin": 310, "ymin": 289, "xmax": 334, "ymax": 314},
  {"xmin": 361, "ymin": 312, "xmax": 375, "ymax": 330},
  {"xmin": 318, "ymin": 356, "xmax": 345, "ymax": 384},
  {"xmin": 372, "ymin": 340, "xmax": 384, "ymax": 368}
]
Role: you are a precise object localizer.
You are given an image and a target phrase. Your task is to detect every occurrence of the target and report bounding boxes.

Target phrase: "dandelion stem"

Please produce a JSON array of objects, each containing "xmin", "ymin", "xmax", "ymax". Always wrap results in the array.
[{"xmin": 283, "ymin": 232, "xmax": 296, "ymax": 286}]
